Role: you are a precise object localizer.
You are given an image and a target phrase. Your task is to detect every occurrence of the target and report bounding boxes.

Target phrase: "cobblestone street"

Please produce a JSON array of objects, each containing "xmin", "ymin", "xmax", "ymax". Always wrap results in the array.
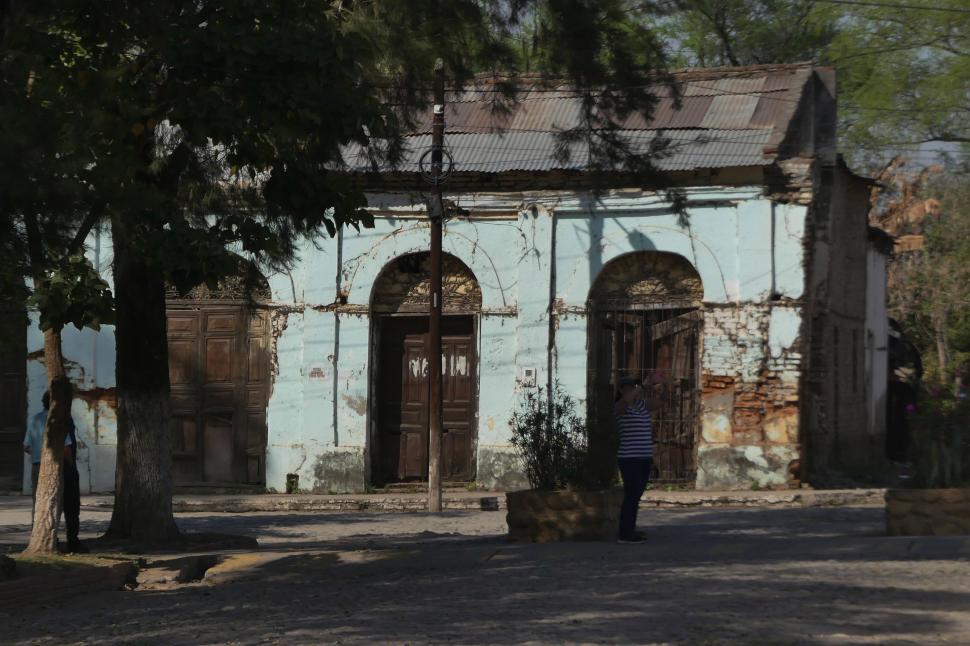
[{"xmin": 2, "ymin": 500, "xmax": 970, "ymax": 645}]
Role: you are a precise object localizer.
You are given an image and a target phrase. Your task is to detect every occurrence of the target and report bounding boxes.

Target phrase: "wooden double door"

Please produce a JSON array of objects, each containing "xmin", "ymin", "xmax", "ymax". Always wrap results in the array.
[
  {"xmin": 377, "ymin": 315, "xmax": 476, "ymax": 484},
  {"xmin": 167, "ymin": 303, "xmax": 270, "ymax": 486}
]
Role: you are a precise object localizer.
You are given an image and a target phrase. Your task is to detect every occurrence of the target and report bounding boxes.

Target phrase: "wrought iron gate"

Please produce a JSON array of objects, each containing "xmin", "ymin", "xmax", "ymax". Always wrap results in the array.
[{"xmin": 589, "ymin": 306, "xmax": 702, "ymax": 485}]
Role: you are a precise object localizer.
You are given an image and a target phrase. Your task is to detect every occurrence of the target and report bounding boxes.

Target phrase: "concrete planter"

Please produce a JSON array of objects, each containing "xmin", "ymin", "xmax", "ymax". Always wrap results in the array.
[
  {"xmin": 506, "ymin": 488, "xmax": 624, "ymax": 542},
  {"xmin": 886, "ymin": 488, "xmax": 970, "ymax": 536}
]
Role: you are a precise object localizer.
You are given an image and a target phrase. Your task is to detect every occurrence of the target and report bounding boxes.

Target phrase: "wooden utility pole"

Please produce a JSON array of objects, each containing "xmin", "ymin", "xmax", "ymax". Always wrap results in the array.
[{"xmin": 427, "ymin": 60, "xmax": 445, "ymax": 513}]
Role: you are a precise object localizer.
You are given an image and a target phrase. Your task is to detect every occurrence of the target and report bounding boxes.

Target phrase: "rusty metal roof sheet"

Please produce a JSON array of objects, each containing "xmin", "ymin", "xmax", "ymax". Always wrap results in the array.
[
  {"xmin": 350, "ymin": 63, "xmax": 816, "ymax": 175},
  {"xmin": 342, "ymin": 128, "xmax": 773, "ymax": 174}
]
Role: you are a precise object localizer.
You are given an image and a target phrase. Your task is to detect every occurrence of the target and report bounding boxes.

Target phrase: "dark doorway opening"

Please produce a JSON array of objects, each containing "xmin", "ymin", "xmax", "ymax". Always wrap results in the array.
[
  {"xmin": 587, "ymin": 251, "xmax": 704, "ymax": 486},
  {"xmin": 375, "ymin": 315, "xmax": 477, "ymax": 485},
  {"xmin": 590, "ymin": 307, "xmax": 702, "ymax": 484}
]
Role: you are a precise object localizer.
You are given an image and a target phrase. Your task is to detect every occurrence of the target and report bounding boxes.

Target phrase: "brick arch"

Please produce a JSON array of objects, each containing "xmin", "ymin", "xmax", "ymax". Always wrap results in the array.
[
  {"xmin": 371, "ymin": 252, "xmax": 482, "ymax": 314},
  {"xmin": 589, "ymin": 251, "xmax": 703, "ymax": 310}
]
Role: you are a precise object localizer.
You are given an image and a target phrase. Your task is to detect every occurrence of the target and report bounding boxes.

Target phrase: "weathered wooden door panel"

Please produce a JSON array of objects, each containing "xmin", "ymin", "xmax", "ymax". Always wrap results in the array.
[
  {"xmin": 377, "ymin": 316, "xmax": 476, "ymax": 484},
  {"xmin": 442, "ymin": 336, "xmax": 474, "ymax": 480},
  {"xmin": 0, "ymin": 306, "xmax": 26, "ymax": 492},
  {"xmin": 166, "ymin": 303, "xmax": 269, "ymax": 485},
  {"xmin": 203, "ymin": 415, "xmax": 235, "ymax": 483}
]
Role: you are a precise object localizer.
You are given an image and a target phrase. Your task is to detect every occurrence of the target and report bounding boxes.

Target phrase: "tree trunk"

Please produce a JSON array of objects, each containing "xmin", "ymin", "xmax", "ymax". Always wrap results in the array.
[
  {"xmin": 105, "ymin": 214, "xmax": 180, "ymax": 543},
  {"xmin": 934, "ymin": 311, "xmax": 949, "ymax": 384},
  {"xmin": 22, "ymin": 330, "xmax": 70, "ymax": 555}
]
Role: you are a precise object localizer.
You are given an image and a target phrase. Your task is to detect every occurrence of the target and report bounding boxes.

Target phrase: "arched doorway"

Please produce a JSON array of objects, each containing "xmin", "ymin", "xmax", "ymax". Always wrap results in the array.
[
  {"xmin": 370, "ymin": 252, "xmax": 481, "ymax": 486},
  {"xmin": 588, "ymin": 251, "xmax": 703, "ymax": 485},
  {"xmin": 166, "ymin": 268, "xmax": 271, "ymax": 487}
]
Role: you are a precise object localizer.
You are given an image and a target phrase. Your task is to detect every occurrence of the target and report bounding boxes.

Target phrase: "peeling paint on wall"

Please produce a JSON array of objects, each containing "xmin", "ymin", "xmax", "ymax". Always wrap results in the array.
[{"xmin": 26, "ymin": 186, "xmax": 840, "ymax": 494}]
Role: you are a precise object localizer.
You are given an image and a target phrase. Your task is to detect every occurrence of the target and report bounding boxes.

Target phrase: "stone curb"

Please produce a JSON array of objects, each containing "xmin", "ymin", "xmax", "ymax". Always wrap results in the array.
[{"xmin": 71, "ymin": 488, "xmax": 889, "ymax": 514}]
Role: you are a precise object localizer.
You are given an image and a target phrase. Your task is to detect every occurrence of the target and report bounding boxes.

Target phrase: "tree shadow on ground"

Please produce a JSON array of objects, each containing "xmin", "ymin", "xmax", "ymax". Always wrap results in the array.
[{"xmin": 5, "ymin": 506, "xmax": 970, "ymax": 645}]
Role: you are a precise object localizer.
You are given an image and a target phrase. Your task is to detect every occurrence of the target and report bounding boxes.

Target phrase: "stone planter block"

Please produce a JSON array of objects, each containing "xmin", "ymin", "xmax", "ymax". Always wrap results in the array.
[
  {"xmin": 506, "ymin": 488, "xmax": 624, "ymax": 542},
  {"xmin": 886, "ymin": 488, "xmax": 970, "ymax": 536}
]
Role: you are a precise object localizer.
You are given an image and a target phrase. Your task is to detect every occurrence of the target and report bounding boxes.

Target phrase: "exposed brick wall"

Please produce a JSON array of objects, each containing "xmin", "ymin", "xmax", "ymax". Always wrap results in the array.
[{"xmin": 697, "ymin": 304, "xmax": 802, "ymax": 489}]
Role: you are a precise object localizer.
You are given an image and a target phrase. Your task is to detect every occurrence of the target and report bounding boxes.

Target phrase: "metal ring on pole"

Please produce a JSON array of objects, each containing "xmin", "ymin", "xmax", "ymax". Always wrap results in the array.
[{"xmin": 418, "ymin": 147, "xmax": 454, "ymax": 185}]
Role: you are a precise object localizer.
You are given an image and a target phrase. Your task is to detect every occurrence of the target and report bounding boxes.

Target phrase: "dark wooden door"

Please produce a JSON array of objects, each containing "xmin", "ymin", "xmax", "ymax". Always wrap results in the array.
[
  {"xmin": 0, "ymin": 306, "xmax": 26, "ymax": 492},
  {"xmin": 378, "ymin": 316, "xmax": 476, "ymax": 483},
  {"xmin": 167, "ymin": 304, "xmax": 269, "ymax": 485}
]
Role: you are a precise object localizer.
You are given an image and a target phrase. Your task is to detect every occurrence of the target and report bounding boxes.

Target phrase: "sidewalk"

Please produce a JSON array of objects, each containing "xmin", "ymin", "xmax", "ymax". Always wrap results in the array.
[{"xmin": 1, "ymin": 487, "xmax": 887, "ymax": 514}]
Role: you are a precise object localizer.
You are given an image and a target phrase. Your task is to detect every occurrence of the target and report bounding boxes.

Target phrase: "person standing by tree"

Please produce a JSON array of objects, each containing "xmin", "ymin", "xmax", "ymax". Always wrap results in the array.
[{"xmin": 22, "ymin": 389, "xmax": 84, "ymax": 552}]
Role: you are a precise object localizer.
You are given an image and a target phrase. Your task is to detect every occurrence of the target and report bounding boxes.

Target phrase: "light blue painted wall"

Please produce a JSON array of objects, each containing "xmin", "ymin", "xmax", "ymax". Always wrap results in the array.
[
  {"xmin": 23, "ymin": 228, "xmax": 117, "ymax": 496},
  {"xmin": 23, "ymin": 186, "xmax": 811, "ymax": 493}
]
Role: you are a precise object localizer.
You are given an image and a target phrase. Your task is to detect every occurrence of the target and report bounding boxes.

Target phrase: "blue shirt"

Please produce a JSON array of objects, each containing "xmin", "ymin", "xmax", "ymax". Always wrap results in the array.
[
  {"xmin": 616, "ymin": 399, "xmax": 653, "ymax": 459},
  {"xmin": 23, "ymin": 410, "xmax": 74, "ymax": 465}
]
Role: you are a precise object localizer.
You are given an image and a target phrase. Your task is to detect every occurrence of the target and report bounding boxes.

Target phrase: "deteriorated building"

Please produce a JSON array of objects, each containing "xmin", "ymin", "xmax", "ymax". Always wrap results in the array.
[{"xmin": 2, "ymin": 62, "xmax": 889, "ymax": 494}]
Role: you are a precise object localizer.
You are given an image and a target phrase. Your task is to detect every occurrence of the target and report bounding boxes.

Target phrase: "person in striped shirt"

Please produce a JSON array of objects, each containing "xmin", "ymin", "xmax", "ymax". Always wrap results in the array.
[{"xmin": 614, "ymin": 374, "xmax": 660, "ymax": 543}]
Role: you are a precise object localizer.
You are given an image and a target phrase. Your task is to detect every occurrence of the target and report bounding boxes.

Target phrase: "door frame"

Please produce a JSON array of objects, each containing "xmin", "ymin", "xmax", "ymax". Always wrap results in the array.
[{"xmin": 366, "ymin": 312, "xmax": 480, "ymax": 486}]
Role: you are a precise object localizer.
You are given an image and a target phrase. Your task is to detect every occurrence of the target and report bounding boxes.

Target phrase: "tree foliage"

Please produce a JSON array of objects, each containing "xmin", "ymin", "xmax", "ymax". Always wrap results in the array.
[
  {"xmin": 660, "ymin": 0, "xmax": 836, "ymax": 68},
  {"xmin": 827, "ymin": 1, "xmax": 970, "ymax": 155},
  {"xmin": 2, "ymin": 0, "xmax": 686, "ymax": 542},
  {"xmin": 652, "ymin": 0, "xmax": 970, "ymax": 165},
  {"xmin": 509, "ymin": 385, "xmax": 591, "ymax": 491},
  {"xmin": 889, "ymin": 174, "xmax": 970, "ymax": 388}
]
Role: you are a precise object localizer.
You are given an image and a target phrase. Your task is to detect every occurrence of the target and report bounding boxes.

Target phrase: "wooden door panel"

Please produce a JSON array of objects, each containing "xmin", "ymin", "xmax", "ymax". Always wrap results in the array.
[
  {"xmin": 204, "ymin": 337, "xmax": 233, "ymax": 383},
  {"xmin": 247, "ymin": 337, "xmax": 268, "ymax": 382},
  {"xmin": 401, "ymin": 429, "xmax": 426, "ymax": 479},
  {"xmin": 0, "ymin": 307, "xmax": 26, "ymax": 491},
  {"xmin": 203, "ymin": 415, "xmax": 235, "ymax": 482},
  {"xmin": 205, "ymin": 312, "xmax": 238, "ymax": 333},
  {"xmin": 441, "ymin": 332, "xmax": 475, "ymax": 480},
  {"xmin": 167, "ymin": 314, "xmax": 197, "ymax": 336},
  {"xmin": 443, "ymin": 429, "xmax": 472, "ymax": 479},
  {"xmin": 168, "ymin": 339, "xmax": 196, "ymax": 385}
]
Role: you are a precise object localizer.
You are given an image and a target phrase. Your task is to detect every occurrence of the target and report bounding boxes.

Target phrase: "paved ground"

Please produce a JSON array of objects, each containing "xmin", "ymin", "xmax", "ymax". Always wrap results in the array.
[{"xmin": 2, "ymin": 497, "xmax": 970, "ymax": 645}]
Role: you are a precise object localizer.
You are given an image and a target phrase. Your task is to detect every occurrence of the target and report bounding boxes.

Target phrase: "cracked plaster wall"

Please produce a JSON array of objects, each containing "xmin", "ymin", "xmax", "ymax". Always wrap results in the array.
[
  {"xmin": 552, "ymin": 190, "xmax": 807, "ymax": 489},
  {"xmin": 21, "ymin": 187, "xmax": 813, "ymax": 494}
]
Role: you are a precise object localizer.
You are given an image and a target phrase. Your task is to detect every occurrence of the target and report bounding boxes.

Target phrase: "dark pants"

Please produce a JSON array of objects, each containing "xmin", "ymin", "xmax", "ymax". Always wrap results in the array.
[
  {"xmin": 618, "ymin": 457, "xmax": 652, "ymax": 539},
  {"xmin": 62, "ymin": 459, "xmax": 80, "ymax": 545}
]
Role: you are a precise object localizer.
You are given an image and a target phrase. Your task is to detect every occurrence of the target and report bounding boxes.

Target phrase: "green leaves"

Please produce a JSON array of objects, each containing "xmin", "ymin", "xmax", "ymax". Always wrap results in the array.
[{"xmin": 28, "ymin": 253, "xmax": 114, "ymax": 332}]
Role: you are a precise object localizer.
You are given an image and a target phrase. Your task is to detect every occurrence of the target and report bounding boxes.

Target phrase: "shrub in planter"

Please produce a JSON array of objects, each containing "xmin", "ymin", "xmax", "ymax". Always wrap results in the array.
[
  {"xmin": 506, "ymin": 385, "xmax": 621, "ymax": 542},
  {"xmin": 909, "ymin": 393, "xmax": 970, "ymax": 489},
  {"xmin": 887, "ymin": 392, "xmax": 970, "ymax": 536}
]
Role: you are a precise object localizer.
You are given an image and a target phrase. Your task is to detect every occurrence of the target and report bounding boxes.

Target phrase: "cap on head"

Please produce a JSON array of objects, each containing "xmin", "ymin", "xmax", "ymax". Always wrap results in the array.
[{"xmin": 617, "ymin": 375, "xmax": 640, "ymax": 389}]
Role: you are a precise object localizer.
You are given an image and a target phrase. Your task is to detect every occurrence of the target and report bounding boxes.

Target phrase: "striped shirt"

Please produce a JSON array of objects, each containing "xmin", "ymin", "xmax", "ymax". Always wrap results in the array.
[{"xmin": 616, "ymin": 399, "xmax": 653, "ymax": 458}]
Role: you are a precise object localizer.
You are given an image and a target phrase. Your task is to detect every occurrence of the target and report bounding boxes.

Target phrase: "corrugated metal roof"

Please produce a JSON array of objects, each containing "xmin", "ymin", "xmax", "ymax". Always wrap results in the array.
[
  {"xmin": 700, "ymin": 94, "xmax": 761, "ymax": 129},
  {"xmin": 342, "ymin": 129, "xmax": 773, "ymax": 174},
  {"xmin": 347, "ymin": 63, "xmax": 815, "ymax": 175}
]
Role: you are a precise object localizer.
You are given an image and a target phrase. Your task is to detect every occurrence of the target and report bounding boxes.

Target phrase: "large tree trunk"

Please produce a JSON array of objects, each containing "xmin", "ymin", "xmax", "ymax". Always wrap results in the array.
[
  {"xmin": 105, "ymin": 214, "xmax": 180, "ymax": 543},
  {"xmin": 934, "ymin": 310, "xmax": 950, "ymax": 385},
  {"xmin": 22, "ymin": 330, "xmax": 70, "ymax": 555}
]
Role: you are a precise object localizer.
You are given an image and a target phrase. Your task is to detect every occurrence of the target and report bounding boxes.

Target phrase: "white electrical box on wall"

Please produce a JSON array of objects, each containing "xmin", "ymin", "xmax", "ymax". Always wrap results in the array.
[{"xmin": 518, "ymin": 366, "xmax": 537, "ymax": 388}]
